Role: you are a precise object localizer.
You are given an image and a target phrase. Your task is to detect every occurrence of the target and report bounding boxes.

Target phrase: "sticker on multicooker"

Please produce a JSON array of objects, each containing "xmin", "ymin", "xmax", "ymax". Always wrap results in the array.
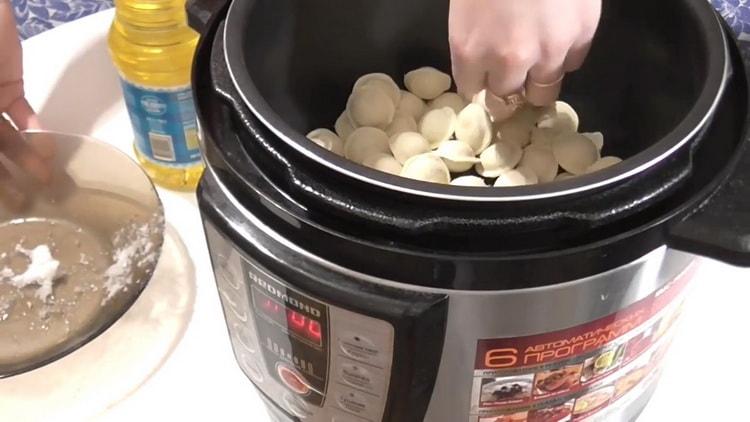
[{"xmin": 468, "ymin": 265, "xmax": 694, "ymax": 422}]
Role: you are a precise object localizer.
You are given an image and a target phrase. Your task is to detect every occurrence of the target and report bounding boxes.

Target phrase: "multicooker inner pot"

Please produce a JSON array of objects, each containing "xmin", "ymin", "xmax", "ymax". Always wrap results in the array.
[{"xmin": 188, "ymin": 0, "xmax": 750, "ymax": 420}]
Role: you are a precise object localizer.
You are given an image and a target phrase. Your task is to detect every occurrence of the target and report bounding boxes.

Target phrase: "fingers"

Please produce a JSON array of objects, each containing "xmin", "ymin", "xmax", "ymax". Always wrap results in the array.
[
  {"xmin": 0, "ymin": 116, "xmax": 51, "ymax": 183},
  {"xmin": 6, "ymin": 96, "xmax": 38, "ymax": 130},
  {"xmin": 449, "ymin": 29, "xmax": 486, "ymax": 100},
  {"xmin": 525, "ymin": 53, "xmax": 567, "ymax": 106},
  {"xmin": 451, "ymin": 49, "xmax": 485, "ymax": 101},
  {"xmin": 0, "ymin": 161, "xmax": 28, "ymax": 212},
  {"xmin": 5, "ymin": 96, "xmax": 54, "ymax": 159},
  {"xmin": 486, "ymin": 49, "xmax": 535, "ymax": 98},
  {"xmin": 564, "ymin": 39, "xmax": 594, "ymax": 73},
  {"xmin": 475, "ymin": 89, "xmax": 517, "ymax": 122}
]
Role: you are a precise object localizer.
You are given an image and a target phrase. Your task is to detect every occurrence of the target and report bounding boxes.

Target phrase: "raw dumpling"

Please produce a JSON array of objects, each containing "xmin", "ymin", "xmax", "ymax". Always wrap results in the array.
[
  {"xmin": 335, "ymin": 111, "xmax": 356, "ymax": 140},
  {"xmin": 435, "ymin": 140, "xmax": 480, "ymax": 173},
  {"xmin": 386, "ymin": 115, "xmax": 418, "ymax": 137},
  {"xmin": 307, "ymin": 128, "xmax": 345, "ymax": 156},
  {"xmin": 520, "ymin": 144, "xmax": 559, "ymax": 183},
  {"xmin": 530, "ymin": 127, "xmax": 559, "ymax": 150},
  {"xmin": 404, "ymin": 67, "xmax": 452, "ymax": 100},
  {"xmin": 582, "ymin": 132, "xmax": 604, "ymax": 151},
  {"xmin": 494, "ymin": 166, "xmax": 539, "ymax": 187},
  {"xmin": 396, "ymin": 90, "xmax": 427, "ymax": 120},
  {"xmin": 538, "ymin": 101, "xmax": 579, "ymax": 133},
  {"xmin": 456, "ymin": 103, "xmax": 493, "ymax": 155},
  {"xmin": 363, "ymin": 153, "xmax": 403, "ymax": 175},
  {"xmin": 389, "ymin": 132, "xmax": 431, "ymax": 164},
  {"xmin": 553, "ymin": 132, "xmax": 599, "ymax": 175},
  {"xmin": 587, "ymin": 156, "xmax": 622, "ymax": 173},
  {"xmin": 419, "ymin": 107, "xmax": 457, "ymax": 148},
  {"xmin": 401, "ymin": 153, "xmax": 451, "ymax": 184},
  {"xmin": 496, "ymin": 106, "xmax": 541, "ymax": 148},
  {"xmin": 347, "ymin": 85, "xmax": 395, "ymax": 128},
  {"xmin": 353, "ymin": 73, "xmax": 401, "ymax": 106},
  {"xmin": 451, "ymin": 176, "xmax": 487, "ymax": 187},
  {"xmin": 555, "ymin": 172, "xmax": 575, "ymax": 181},
  {"xmin": 472, "ymin": 89, "xmax": 518, "ymax": 122},
  {"xmin": 429, "ymin": 92, "xmax": 467, "ymax": 114},
  {"xmin": 475, "ymin": 142, "xmax": 522, "ymax": 178},
  {"xmin": 345, "ymin": 127, "xmax": 391, "ymax": 164}
]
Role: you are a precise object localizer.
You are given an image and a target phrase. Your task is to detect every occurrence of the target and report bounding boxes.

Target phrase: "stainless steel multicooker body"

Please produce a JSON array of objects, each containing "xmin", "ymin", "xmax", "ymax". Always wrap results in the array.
[{"xmin": 188, "ymin": 0, "xmax": 750, "ymax": 421}]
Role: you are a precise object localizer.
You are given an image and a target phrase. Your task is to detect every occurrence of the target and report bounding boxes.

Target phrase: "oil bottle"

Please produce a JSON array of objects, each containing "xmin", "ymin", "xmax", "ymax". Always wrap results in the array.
[{"xmin": 108, "ymin": 0, "xmax": 204, "ymax": 190}]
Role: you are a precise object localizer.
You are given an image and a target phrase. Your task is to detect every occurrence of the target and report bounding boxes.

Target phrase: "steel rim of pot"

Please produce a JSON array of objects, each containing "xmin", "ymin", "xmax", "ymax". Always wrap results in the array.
[{"xmin": 222, "ymin": 0, "xmax": 729, "ymax": 202}]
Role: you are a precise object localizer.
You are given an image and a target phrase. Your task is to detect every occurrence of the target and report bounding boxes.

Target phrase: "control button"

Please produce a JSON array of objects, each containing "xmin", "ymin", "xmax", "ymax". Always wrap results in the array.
[
  {"xmin": 282, "ymin": 393, "xmax": 312, "ymax": 418},
  {"xmin": 339, "ymin": 333, "xmax": 382, "ymax": 365},
  {"xmin": 239, "ymin": 352, "xmax": 264, "ymax": 383},
  {"xmin": 340, "ymin": 363, "xmax": 374, "ymax": 391},
  {"xmin": 220, "ymin": 289, "xmax": 248, "ymax": 322},
  {"xmin": 218, "ymin": 266, "xmax": 242, "ymax": 290},
  {"xmin": 219, "ymin": 287, "xmax": 241, "ymax": 308},
  {"xmin": 277, "ymin": 364, "xmax": 311, "ymax": 396},
  {"xmin": 336, "ymin": 390, "xmax": 370, "ymax": 416},
  {"xmin": 231, "ymin": 321, "xmax": 256, "ymax": 353}
]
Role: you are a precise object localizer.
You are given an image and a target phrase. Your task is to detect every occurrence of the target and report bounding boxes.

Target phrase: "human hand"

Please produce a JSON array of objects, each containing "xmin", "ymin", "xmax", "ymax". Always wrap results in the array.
[
  {"xmin": 0, "ymin": 1, "xmax": 54, "ymax": 209},
  {"xmin": 449, "ymin": 0, "xmax": 602, "ymax": 111}
]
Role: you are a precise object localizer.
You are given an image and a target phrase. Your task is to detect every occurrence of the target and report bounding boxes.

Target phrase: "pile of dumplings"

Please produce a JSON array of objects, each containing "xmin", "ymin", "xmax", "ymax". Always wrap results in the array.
[{"xmin": 306, "ymin": 67, "xmax": 622, "ymax": 188}]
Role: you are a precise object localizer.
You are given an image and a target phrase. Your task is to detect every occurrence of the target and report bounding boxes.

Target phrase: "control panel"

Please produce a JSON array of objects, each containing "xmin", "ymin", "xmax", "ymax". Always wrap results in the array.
[{"xmin": 205, "ymin": 223, "xmax": 395, "ymax": 421}]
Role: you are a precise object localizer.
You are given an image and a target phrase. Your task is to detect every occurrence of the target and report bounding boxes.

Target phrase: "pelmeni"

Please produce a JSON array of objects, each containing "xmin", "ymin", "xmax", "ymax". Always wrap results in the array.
[
  {"xmin": 520, "ymin": 144, "xmax": 559, "ymax": 183},
  {"xmin": 401, "ymin": 153, "xmax": 451, "ymax": 184},
  {"xmin": 345, "ymin": 127, "xmax": 391, "ymax": 164},
  {"xmin": 363, "ymin": 153, "xmax": 403, "ymax": 175},
  {"xmin": 538, "ymin": 101, "xmax": 579, "ymax": 133},
  {"xmin": 389, "ymin": 132, "xmax": 432, "ymax": 164},
  {"xmin": 386, "ymin": 115, "xmax": 418, "ymax": 138},
  {"xmin": 307, "ymin": 128, "xmax": 344, "ymax": 156},
  {"xmin": 587, "ymin": 156, "xmax": 622, "ymax": 173},
  {"xmin": 451, "ymin": 175, "xmax": 487, "ymax": 187},
  {"xmin": 419, "ymin": 107, "xmax": 457, "ymax": 148},
  {"xmin": 353, "ymin": 73, "xmax": 401, "ymax": 106},
  {"xmin": 429, "ymin": 92, "xmax": 467, "ymax": 114},
  {"xmin": 347, "ymin": 85, "xmax": 395, "ymax": 128},
  {"xmin": 456, "ymin": 103, "xmax": 493, "ymax": 155},
  {"xmin": 435, "ymin": 140, "xmax": 480, "ymax": 173},
  {"xmin": 553, "ymin": 132, "xmax": 599, "ymax": 175},
  {"xmin": 493, "ymin": 166, "xmax": 539, "ymax": 187},
  {"xmin": 396, "ymin": 90, "xmax": 426, "ymax": 120},
  {"xmin": 476, "ymin": 142, "xmax": 523, "ymax": 178},
  {"xmin": 404, "ymin": 67, "xmax": 452, "ymax": 100}
]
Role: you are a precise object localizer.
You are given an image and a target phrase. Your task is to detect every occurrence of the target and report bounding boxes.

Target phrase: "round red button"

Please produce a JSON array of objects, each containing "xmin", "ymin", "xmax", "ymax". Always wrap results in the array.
[{"xmin": 277, "ymin": 364, "xmax": 310, "ymax": 395}]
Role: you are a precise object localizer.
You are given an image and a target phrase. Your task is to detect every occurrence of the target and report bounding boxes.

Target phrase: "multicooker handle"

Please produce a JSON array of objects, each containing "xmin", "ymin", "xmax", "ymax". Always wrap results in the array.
[
  {"xmin": 186, "ymin": 0, "xmax": 229, "ymax": 35},
  {"xmin": 668, "ymin": 130, "xmax": 750, "ymax": 267}
]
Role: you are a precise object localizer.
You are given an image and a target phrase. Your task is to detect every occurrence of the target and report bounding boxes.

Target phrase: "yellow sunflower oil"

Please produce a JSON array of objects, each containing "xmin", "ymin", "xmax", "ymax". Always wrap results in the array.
[{"xmin": 108, "ymin": 0, "xmax": 204, "ymax": 190}]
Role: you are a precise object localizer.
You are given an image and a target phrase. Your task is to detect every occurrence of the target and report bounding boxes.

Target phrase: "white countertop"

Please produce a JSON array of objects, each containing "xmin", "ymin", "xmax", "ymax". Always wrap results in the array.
[{"xmin": 2, "ymin": 10, "xmax": 749, "ymax": 421}]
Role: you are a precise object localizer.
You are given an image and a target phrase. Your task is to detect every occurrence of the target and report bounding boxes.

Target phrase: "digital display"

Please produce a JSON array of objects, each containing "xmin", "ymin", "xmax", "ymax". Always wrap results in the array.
[{"xmin": 252, "ymin": 288, "xmax": 323, "ymax": 347}]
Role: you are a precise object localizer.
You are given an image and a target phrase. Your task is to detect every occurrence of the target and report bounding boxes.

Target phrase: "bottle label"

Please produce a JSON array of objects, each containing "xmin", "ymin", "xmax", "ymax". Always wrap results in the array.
[{"xmin": 120, "ymin": 79, "xmax": 202, "ymax": 167}]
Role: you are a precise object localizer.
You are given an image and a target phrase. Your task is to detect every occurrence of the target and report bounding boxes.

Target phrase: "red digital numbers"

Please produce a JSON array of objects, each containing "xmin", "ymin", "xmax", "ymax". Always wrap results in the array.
[
  {"xmin": 308, "ymin": 320, "xmax": 322, "ymax": 342},
  {"xmin": 285, "ymin": 310, "xmax": 322, "ymax": 345},
  {"xmin": 258, "ymin": 295, "xmax": 323, "ymax": 346}
]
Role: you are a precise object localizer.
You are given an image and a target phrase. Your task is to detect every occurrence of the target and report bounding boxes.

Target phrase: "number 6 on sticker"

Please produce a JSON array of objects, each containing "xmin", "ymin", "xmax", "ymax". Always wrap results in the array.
[{"xmin": 485, "ymin": 348, "xmax": 518, "ymax": 368}]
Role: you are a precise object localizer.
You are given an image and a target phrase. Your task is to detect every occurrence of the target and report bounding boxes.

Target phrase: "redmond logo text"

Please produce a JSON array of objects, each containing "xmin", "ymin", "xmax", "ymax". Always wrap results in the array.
[{"xmin": 249, "ymin": 271, "xmax": 323, "ymax": 318}]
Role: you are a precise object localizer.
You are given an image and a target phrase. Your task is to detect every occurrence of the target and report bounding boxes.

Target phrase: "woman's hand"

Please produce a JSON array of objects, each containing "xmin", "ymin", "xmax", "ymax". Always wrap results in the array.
[
  {"xmin": 449, "ymin": 0, "xmax": 602, "ymax": 109},
  {"xmin": 0, "ymin": 1, "xmax": 53, "ymax": 209},
  {"xmin": 0, "ymin": 0, "xmax": 40, "ymax": 131}
]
